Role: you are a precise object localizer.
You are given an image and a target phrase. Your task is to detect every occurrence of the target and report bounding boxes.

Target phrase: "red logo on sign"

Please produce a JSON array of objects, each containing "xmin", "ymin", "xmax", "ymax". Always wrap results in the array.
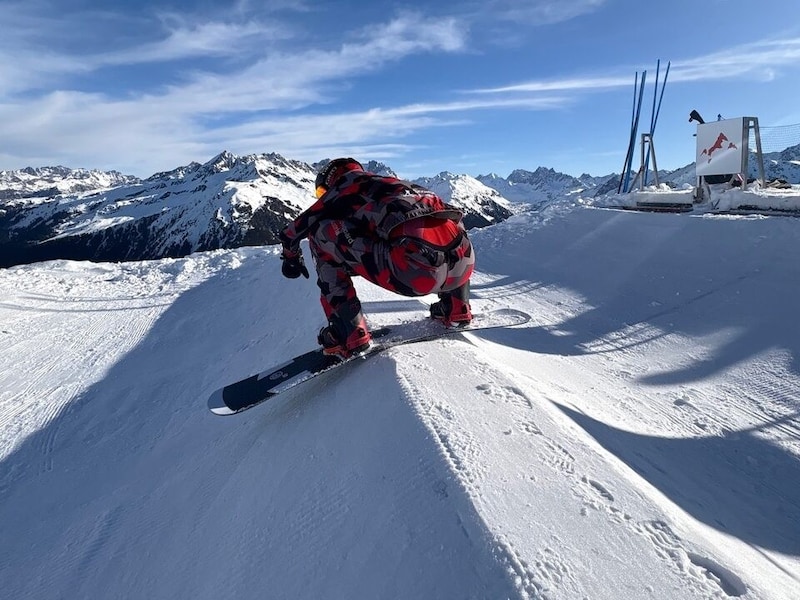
[{"xmin": 701, "ymin": 133, "xmax": 738, "ymax": 162}]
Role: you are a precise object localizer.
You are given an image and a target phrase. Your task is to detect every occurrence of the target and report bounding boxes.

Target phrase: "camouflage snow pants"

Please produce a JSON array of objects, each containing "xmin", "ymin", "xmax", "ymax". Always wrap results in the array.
[{"xmin": 309, "ymin": 219, "xmax": 474, "ymax": 319}]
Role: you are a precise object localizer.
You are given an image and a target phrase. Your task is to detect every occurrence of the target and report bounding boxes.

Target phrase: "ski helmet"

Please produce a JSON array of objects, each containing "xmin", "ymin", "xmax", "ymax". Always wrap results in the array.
[{"xmin": 315, "ymin": 158, "xmax": 364, "ymax": 198}]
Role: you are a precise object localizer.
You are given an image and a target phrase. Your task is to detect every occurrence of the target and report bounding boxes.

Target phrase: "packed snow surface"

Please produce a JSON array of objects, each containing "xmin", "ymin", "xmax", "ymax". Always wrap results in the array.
[{"xmin": 1, "ymin": 201, "xmax": 799, "ymax": 599}]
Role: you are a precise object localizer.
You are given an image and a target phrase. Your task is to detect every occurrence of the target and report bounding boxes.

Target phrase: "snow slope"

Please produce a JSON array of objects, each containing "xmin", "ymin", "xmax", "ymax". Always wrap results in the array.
[{"xmin": 1, "ymin": 201, "xmax": 799, "ymax": 599}]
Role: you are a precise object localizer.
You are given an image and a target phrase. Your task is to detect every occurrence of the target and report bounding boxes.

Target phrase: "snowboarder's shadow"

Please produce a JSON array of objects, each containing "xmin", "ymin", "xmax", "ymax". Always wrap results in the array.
[{"xmin": 0, "ymin": 259, "xmax": 524, "ymax": 599}]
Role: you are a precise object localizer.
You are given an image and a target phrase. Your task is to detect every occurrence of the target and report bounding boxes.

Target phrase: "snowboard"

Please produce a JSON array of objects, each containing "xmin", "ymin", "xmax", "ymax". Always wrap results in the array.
[{"xmin": 208, "ymin": 308, "xmax": 531, "ymax": 416}]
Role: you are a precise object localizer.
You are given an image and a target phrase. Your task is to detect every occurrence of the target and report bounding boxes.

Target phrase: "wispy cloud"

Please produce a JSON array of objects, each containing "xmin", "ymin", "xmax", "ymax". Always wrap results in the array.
[
  {"xmin": 0, "ymin": 5, "xmax": 293, "ymax": 95},
  {"xmin": 468, "ymin": 36, "xmax": 800, "ymax": 97},
  {"xmin": 471, "ymin": 75, "xmax": 633, "ymax": 95},
  {"xmin": 486, "ymin": 0, "xmax": 607, "ymax": 25},
  {"xmin": 143, "ymin": 14, "xmax": 470, "ymax": 116},
  {"xmin": 669, "ymin": 37, "xmax": 800, "ymax": 83},
  {"xmin": 192, "ymin": 95, "xmax": 571, "ymax": 158},
  {"xmin": 100, "ymin": 19, "xmax": 293, "ymax": 66}
]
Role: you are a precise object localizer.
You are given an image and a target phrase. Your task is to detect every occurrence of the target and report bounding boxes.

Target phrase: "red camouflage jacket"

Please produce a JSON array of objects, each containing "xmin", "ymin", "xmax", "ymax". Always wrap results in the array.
[{"xmin": 279, "ymin": 171, "xmax": 463, "ymax": 251}]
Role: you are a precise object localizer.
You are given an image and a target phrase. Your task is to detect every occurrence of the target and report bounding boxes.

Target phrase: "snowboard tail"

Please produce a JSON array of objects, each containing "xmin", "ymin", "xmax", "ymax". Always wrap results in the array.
[{"xmin": 208, "ymin": 308, "xmax": 530, "ymax": 416}]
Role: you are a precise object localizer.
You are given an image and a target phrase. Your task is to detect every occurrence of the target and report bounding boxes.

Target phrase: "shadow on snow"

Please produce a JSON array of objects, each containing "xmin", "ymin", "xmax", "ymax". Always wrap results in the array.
[{"xmin": 557, "ymin": 405, "xmax": 800, "ymax": 556}]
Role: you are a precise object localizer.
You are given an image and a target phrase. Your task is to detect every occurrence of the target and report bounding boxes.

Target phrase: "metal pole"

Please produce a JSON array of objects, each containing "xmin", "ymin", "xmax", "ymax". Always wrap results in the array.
[
  {"xmin": 644, "ymin": 61, "xmax": 670, "ymax": 187},
  {"xmin": 751, "ymin": 117, "xmax": 766, "ymax": 186},
  {"xmin": 644, "ymin": 60, "xmax": 660, "ymax": 186},
  {"xmin": 649, "ymin": 136, "xmax": 660, "ymax": 185},
  {"xmin": 623, "ymin": 71, "xmax": 647, "ymax": 194},
  {"xmin": 619, "ymin": 73, "xmax": 639, "ymax": 193}
]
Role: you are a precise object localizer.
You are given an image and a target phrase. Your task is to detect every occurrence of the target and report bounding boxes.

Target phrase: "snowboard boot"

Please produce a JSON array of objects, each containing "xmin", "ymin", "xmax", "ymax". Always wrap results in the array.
[
  {"xmin": 318, "ymin": 302, "xmax": 372, "ymax": 359},
  {"xmin": 430, "ymin": 283, "xmax": 472, "ymax": 326}
]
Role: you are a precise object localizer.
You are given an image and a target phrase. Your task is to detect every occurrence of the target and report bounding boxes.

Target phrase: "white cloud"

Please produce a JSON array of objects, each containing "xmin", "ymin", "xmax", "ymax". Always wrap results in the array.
[
  {"xmin": 99, "ymin": 20, "xmax": 293, "ymax": 66},
  {"xmin": 106, "ymin": 14, "xmax": 470, "ymax": 115},
  {"xmin": 468, "ymin": 36, "xmax": 800, "ymax": 97},
  {"xmin": 471, "ymin": 75, "xmax": 633, "ymax": 94},
  {"xmin": 365, "ymin": 13, "xmax": 467, "ymax": 53},
  {"xmin": 0, "ymin": 4, "xmax": 298, "ymax": 95},
  {"xmin": 487, "ymin": 0, "xmax": 607, "ymax": 25},
  {"xmin": 190, "ymin": 94, "xmax": 569, "ymax": 155},
  {"xmin": 669, "ymin": 37, "xmax": 800, "ymax": 83}
]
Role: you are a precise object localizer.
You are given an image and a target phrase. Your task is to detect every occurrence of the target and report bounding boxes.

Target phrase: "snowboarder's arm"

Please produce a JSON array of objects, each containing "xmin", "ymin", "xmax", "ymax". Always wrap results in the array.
[
  {"xmin": 279, "ymin": 192, "xmax": 364, "ymax": 250},
  {"xmin": 279, "ymin": 198, "xmax": 326, "ymax": 251}
]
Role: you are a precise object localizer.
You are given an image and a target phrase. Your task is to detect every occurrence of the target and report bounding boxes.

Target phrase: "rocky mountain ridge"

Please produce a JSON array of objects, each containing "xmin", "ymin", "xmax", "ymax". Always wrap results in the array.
[
  {"xmin": 2, "ymin": 143, "xmax": 798, "ymax": 267},
  {"xmin": 0, "ymin": 152, "xmax": 515, "ymax": 268}
]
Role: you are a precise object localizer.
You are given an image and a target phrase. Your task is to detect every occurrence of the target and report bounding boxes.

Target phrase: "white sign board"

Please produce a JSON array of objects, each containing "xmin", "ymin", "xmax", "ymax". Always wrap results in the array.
[{"xmin": 696, "ymin": 118, "xmax": 745, "ymax": 177}]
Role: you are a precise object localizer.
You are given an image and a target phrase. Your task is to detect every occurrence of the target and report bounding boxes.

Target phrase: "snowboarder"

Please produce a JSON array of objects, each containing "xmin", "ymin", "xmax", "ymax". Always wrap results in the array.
[{"xmin": 279, "ymin": 158, "xmax": 475, "ymax": 359}]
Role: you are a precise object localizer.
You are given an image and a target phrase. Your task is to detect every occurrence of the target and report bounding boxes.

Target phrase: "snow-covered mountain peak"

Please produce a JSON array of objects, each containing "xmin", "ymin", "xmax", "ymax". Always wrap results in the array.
[
  {"xmin": 190, "ymin": 150, "xmax": 265, "ymax": 182},
  {"xmin": 419, "ymin": 171, "xmax": 505, "ymax": 200},
  {"xmin": 363, "ymin": 160, "xmax": 398, "ymax": 177},
  {"xmin": 205, "ymin": 150, "xmax": 238, "ymax": 173},
  {"xmin": 477, "ymin": 167, "xmax": 587, "ymax": 206},
  {"xmin": 413, "ymin": 171, "xmax": 515, "ymax": 228},
  {"xmin": 0, "ymin": 165, "xmax": 139, "ymax": 202},
  {"xmin": 507, "ymin": 166, "xmax": 582, "ymax": 187}
]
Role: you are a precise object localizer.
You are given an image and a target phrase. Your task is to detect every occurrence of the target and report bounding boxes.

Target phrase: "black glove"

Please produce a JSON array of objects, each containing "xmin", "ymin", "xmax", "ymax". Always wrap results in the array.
[{"xmin": 280, "ymin": 248, "xmax": 309, "ymax": 279}]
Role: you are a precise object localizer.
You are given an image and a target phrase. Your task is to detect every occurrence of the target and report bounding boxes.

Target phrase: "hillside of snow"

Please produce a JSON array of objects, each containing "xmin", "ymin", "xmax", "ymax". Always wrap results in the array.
[{"xmin": 1, "ymin": 200, "xmax": 799, "ymax": 599}]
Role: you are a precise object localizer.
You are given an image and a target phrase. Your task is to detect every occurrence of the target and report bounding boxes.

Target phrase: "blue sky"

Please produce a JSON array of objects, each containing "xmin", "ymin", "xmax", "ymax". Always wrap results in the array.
[{"xmin": 1, "ymin": 0, "xmax": 799, "ymax": 179}]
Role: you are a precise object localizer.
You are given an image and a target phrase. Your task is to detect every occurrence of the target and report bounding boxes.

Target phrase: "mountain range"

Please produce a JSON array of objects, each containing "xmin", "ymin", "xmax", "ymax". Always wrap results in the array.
[
  {"xmin": 1, "ymin": 144, "xmax": 798, "ymax": 268},
  {"xmin": 0, "ymin": 152, "xmax": 518, "ymax": 268}
]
